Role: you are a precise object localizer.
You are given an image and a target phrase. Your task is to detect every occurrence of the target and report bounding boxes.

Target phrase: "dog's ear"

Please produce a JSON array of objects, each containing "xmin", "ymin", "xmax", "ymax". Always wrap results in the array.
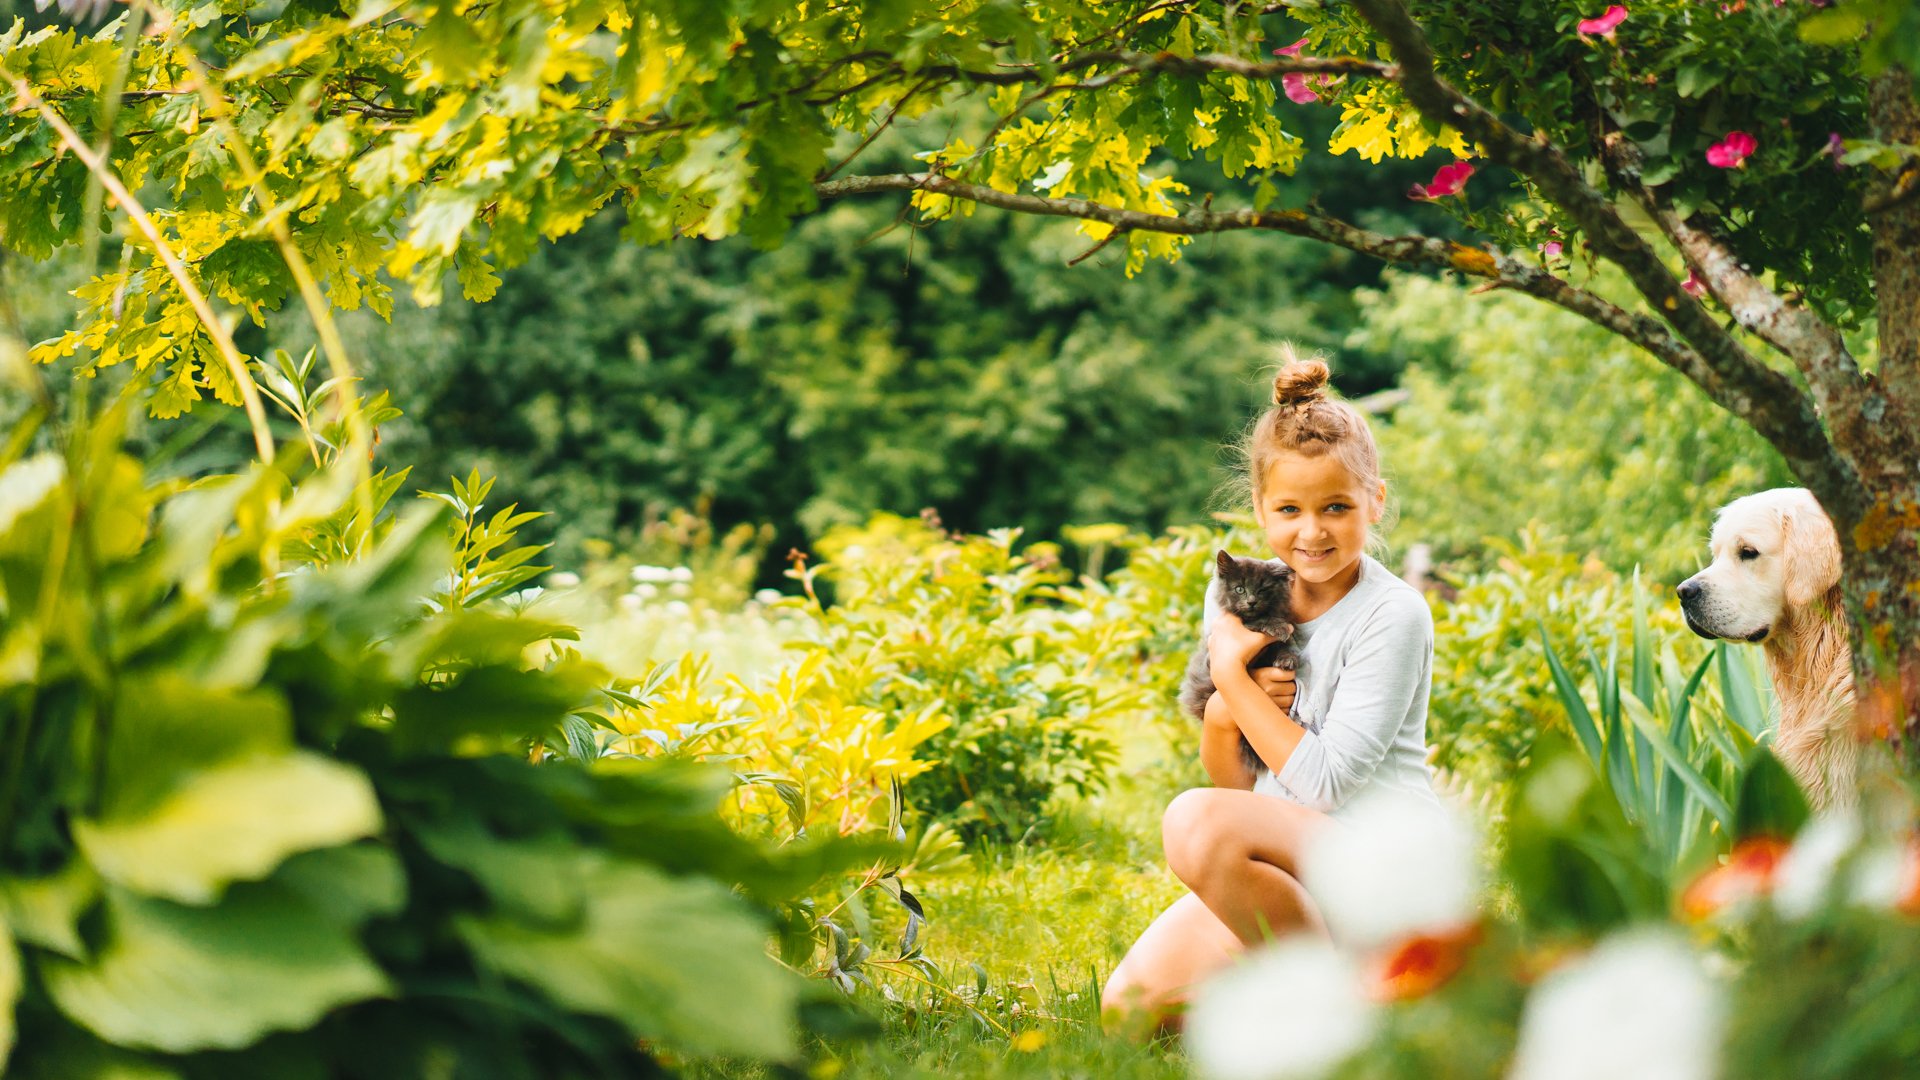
[{"xmin": 1781, "ymin": 497, "xmax": 1842, "ymax": 609}]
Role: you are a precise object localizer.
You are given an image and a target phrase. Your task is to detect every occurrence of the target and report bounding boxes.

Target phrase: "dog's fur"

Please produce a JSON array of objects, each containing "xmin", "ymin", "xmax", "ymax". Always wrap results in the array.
[{"xmin": 1678, "ymin": 488, "xmax": 1855, "ymax": 809}]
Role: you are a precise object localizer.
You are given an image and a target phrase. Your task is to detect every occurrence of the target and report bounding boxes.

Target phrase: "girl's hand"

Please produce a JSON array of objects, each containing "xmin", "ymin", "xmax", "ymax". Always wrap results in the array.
[
  {"xmin": 1253, "ymin": 666, "xmax": 1296, "ymax": 716},
  {"xmin": 1208, "ymin": 610, "xmax": 1275, "ymax": 672}
]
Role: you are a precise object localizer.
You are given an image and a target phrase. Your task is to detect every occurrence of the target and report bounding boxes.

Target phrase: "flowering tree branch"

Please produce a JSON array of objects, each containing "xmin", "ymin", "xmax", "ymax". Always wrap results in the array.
[
  {"xmin": 815, "ymin": 171, "xmax": 1711, "ymax": 390},
  {"xmin": 1595, "ymin": 136, "xmax": 1873, "ymax": 459},
  {"xmin": 1345, "ymin": 0, "xmax": 1865, "ymax": 521}
]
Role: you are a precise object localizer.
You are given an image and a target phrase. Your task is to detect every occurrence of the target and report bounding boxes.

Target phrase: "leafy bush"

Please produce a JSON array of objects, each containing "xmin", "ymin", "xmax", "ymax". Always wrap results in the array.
[
  {"xmin": 611, "ymin": 513, "xmax": 1142, "ymax": 845},
  {"xmin": 0, "ymin": 417, "xmax": 851, "ymax": 1076}
]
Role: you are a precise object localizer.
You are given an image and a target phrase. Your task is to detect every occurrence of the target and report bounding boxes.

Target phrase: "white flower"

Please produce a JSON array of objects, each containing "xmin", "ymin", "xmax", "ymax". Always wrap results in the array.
[
  {"xmin": 548, "ymin": 571, "xmax": 581, "ymax": 588},
  {"xmin": 1187, "ymin": 939, "xmax": 1376, "ymax": 1080},
  {"xmin": 632, "ymin": 583, "xmax": 659, "ymax": 599},
  {"xmin": 665, "ymin": 600, "xmax": 691, "ymax": 616},
  {"xmin": 1772, "ymin": 813, "xmax": 1861, "ymax": 918},
  {"xmin": 669, "ymin": 582, "xmax": 691, "ymax": 598},
  {"xmin": 754, "ymin": 588, "xmax": 784, "ymax": 605},
  {"xmin": 1509, "ymin": 931, "xmax": 1723, "ymax": 1080},
  {"xmin": 1299, "ymin": 790, "xmax": 1479, "ymax": 951},
  {"xmin": 630, "ymin": 564, "xmax": 673, "ymax": 584},
  {"xmin": 1849, "ymin": 842, "xmax": 1911, "ymax": 909},
  {"xmin": 670, "ymin": 566, "xmax": 694, "ymax": 582},
  {"xmin": 618, "ymin": 593, "xmax": 644, "ymax": 612}
]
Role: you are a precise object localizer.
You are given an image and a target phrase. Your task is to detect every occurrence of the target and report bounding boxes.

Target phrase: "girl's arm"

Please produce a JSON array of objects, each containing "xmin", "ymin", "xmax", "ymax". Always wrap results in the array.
[
  {"xmin": 1205, "ymin": 613, "xmax": 1309, "ymax": 779},
  {"xmin": 1199, "ymin": 691, "xmax": 1257, "ymax": 789},
  {"xmin": 1269, "ymin": 594, "xmax": 1433, "ymax": 813},
  {"xmin": 1212, "ymin": 661, "xmax": 1307, "ymax": 777}
]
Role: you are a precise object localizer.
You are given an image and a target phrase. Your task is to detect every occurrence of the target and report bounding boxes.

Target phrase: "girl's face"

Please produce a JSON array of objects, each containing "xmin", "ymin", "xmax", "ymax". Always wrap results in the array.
[{"xmin": 1254, "ymin": 451, "xmax": 1384, "ymax": 588}]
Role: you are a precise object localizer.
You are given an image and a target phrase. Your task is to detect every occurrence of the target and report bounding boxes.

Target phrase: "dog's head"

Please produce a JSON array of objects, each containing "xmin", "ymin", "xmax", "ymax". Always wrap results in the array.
[{"xmin": 1677, "ymin": 488, "xmax": 1839, "ymax": 644}]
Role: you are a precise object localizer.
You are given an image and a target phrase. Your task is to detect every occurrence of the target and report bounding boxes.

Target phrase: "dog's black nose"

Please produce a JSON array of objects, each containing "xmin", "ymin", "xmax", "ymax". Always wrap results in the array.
[{"xmin": 1677, "ymin": 580, "xmax": 1701, "ymax": 602}]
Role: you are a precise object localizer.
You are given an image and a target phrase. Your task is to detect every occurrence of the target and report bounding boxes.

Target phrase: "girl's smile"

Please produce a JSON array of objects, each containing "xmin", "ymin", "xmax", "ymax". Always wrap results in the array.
[{"xmin": 1256, "ymin": 451, "xmax": 1385, "ymax": 607}]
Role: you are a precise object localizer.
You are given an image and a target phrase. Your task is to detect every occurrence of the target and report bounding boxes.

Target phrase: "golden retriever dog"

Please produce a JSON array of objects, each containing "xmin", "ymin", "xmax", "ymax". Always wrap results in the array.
[{"xmin": 1677, "ymin": 488, "xmax": 1855, "ymax": 809}]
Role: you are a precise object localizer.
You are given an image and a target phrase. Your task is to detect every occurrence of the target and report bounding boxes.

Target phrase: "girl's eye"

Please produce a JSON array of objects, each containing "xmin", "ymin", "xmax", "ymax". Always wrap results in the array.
[
  {"xmin": 1739, "ymin": 547, "xmax": 1760, "ymax": 561},
  {"xmin": 1277, "ymin": 505, "xmax": 1298, "ymax": 514},
  {"xmin": 1327, "ymin": 504, "xmax": 1350, "ymax": 513}
]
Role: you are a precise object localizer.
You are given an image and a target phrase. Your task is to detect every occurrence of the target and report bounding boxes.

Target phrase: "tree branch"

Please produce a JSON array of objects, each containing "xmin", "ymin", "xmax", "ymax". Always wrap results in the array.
[
  {"xmin": 816, "ymin": 172, "xmax": 1715, "ymax": 396},
  {"xmin": 1597, "ymin": 136, "xmax": 1869, "ymax": 441},
  {"xmin": 614, "ymin": 48, "xmax": 1389, "ymax": 138},
  {"xmin": 1346, "ymin": 0, "xmax": 1864, "ymax": 522},
  {"xmin": 941, "ymin": 49, "xmax": 1390, "ymax": 86}
]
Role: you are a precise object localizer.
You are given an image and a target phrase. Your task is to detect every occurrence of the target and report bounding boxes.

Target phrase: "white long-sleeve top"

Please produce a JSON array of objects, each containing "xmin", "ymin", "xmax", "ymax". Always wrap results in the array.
[{"xmin": 1202, "ymin": 553, "xmax": 1440, "ymax": 817}]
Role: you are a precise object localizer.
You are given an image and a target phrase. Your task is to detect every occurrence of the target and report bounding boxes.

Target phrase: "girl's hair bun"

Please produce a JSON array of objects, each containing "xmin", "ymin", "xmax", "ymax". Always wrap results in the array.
[{"xmin": 1271, "ymin": 350, "xmax": 1331, "ymax": 407}]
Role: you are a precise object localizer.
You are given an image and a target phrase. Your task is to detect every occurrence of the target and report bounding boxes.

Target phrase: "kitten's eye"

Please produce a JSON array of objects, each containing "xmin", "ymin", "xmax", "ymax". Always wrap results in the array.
[{"xmin": 1739, "ymin": 546, "xmax": 1760, "ymax": 561}]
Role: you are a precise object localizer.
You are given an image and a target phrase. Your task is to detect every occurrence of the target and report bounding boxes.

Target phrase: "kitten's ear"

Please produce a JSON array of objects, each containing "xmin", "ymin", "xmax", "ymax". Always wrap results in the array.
[{"xmin": 1215, "ymin": 549, "xmax": 1235, "ymax": 575}]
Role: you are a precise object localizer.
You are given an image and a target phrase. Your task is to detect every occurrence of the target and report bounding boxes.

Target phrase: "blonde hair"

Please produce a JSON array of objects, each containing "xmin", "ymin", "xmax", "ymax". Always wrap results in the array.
[{"xmin": 1242, "ymin": 346, "xmax": 1391, "ymax": 535}]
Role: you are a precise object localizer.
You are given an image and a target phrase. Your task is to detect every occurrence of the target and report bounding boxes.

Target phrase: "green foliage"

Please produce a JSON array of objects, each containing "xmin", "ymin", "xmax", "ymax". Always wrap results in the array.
[
  {"xmin": 1298, "ymin": 2, "xmax": 1879, "ymax": 324},
  {"xmin": 1424, "ymin": 533, "xmax": 1679, "ymax": 796},
  {"xmin": 0, "ymin": 417, "xmax": 854, "ymax": 1075},
  {"xmin": 1364, "ymin": 273, "xmax": 1797, "ymax": 582},
  {"xmin": 335, "ymin": 134, "xmax": 1418, "ymax": 568},
  {"xmin": 6, "ymin": 0, "xmax": 1900, "ymax": 412}
]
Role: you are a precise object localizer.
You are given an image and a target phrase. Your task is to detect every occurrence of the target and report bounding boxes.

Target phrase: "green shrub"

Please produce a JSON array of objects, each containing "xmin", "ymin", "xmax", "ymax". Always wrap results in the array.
[
  {"xmin": 1365, "ymin": 272, "xmax": 1796, "ymax": 581},
  {"xmin": 1426, "ymin": 530, "xmax": 1714, "ymax": 800},
  {"xmin": 803, "ymin": 515, "xmax": 1133, "ymax": 841},
  {"xmin": 0, "ymin": 415, "xmax": 852, "ymax": 1076}
]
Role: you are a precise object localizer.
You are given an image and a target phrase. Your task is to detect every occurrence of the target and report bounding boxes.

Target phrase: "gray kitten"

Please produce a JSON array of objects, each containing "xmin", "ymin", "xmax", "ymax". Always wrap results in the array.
[{"xmin": 1179, "ymin": 550, "xmax": 1300, "ymax": 774}]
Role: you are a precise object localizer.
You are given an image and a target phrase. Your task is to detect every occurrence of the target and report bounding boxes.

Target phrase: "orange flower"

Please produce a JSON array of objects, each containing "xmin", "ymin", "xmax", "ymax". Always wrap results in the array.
[
  {"xmin": 1367, "ymin": 922, "xmax": 1482, "ymax": 1002},
  {"xmin": 1680, "ymin": 836, "xmax": 1791, "ymax": 920},
  {"xmin": 1892, "ymin": 837, "xmax": 1920, "ymax": 917}
]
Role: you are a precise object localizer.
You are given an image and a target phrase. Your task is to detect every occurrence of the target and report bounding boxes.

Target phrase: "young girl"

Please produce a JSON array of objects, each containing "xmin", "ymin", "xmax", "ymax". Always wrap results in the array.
[{"xmin": 1102, "ymin": 353, "xmax": 1440, "ymax": 1023}]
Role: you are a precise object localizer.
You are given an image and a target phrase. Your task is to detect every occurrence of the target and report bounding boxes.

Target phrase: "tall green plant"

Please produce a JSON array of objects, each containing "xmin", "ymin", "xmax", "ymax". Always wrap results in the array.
[{"xmin": 1535, "ymin": 572, "xmax": 1807, "ymax": 886}]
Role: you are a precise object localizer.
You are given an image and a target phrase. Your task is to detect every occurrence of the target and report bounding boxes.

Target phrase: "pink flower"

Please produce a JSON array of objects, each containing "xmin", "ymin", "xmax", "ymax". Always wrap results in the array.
[
  {"xmin": 1273, "ymin": 38, "xmax": 1320, "ymax": 104},
  {"xmin": 1828, "ymin": 132, "xmax": 1846, "ymax": 170},
  {"xmin": 1410, "ymin": 161, "xmax": 1475, "ymax": 200},
  {"xmin": 1682, "ymin": 269, "xmax": 1705, "ymax": 297},
  {"xmin": 1705, "ymin": 131, "xmax": 1757, "ymax": 168},
  {"xmin": 1540, "ymin": 240, "xmax": 1564, "ymax": 259},
  {"xmin": 1576, "ymin": 5, "xmax": 1629, "ymax": 38}
]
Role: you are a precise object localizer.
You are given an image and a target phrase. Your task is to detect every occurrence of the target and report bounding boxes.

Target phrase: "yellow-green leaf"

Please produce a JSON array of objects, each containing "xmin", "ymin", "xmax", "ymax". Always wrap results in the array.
[{"xmin": 75, "ymin": 753, "xmax": 382, "ymax": 905}]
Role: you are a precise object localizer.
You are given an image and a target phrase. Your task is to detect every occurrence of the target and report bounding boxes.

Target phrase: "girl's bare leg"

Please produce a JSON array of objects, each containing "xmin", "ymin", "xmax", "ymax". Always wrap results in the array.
[
  {"xmin": 1160, "ymin": 787, "xmax": 1330, "ymax": 945},
  {"xmin": 1102, "ymin": 788, "xmax": 1331, "ymax": 1029},
  {"xmin": 1100, "ymin": 893, "xmax": 1241, "ymax": 1025}
]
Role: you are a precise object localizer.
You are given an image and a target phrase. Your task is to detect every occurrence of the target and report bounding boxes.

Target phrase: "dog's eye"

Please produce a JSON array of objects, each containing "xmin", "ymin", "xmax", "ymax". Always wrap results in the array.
[{"xmin": 1739, "ymin": 546, "xmax": 1760, "ymax": 561}]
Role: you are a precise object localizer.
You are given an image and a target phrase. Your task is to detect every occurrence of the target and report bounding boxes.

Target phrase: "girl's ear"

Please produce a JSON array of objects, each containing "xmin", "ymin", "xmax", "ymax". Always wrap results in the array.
[{"xmin": 1369, "ymin": 481, "xmax": 1387, "ymax": 523}]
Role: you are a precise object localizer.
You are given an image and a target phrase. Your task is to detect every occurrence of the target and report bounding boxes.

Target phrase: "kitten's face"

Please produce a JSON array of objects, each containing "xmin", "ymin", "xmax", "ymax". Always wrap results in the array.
[{"xmin": 1215, "ymin": 550, "xmax": 1297, "ymax": 635}]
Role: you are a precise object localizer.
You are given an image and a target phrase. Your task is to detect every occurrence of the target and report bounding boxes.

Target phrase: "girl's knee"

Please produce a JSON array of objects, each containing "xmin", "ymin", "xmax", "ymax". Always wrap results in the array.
[
  {"xmin": 1162, "ymin": 789, "xmax": 1236, "ymax": 884},
  {"xmin": 1099, "ymin": 968, "xmax": 1138, "ymax": 1017}
]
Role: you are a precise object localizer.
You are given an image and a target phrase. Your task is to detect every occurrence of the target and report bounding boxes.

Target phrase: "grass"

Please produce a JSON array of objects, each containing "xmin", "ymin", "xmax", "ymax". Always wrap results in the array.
[
  {"xmin": 702, "ymin": 720, "xmax": 1208, "ymax": 1077},
  {"xmin": 560, "ymin": 575, "xmax": 1217, "ymax": 1077}
]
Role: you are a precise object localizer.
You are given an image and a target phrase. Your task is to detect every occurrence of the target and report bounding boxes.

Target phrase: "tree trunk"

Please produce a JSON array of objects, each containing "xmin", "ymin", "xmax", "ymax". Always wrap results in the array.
[
  {"xmin": 1849, "ymin": 71, "xmax": 1920, "ymax": 763},
  {"xmin": 1834, "ymin": 469, "xmax": 1920, "ymax": 761}
]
